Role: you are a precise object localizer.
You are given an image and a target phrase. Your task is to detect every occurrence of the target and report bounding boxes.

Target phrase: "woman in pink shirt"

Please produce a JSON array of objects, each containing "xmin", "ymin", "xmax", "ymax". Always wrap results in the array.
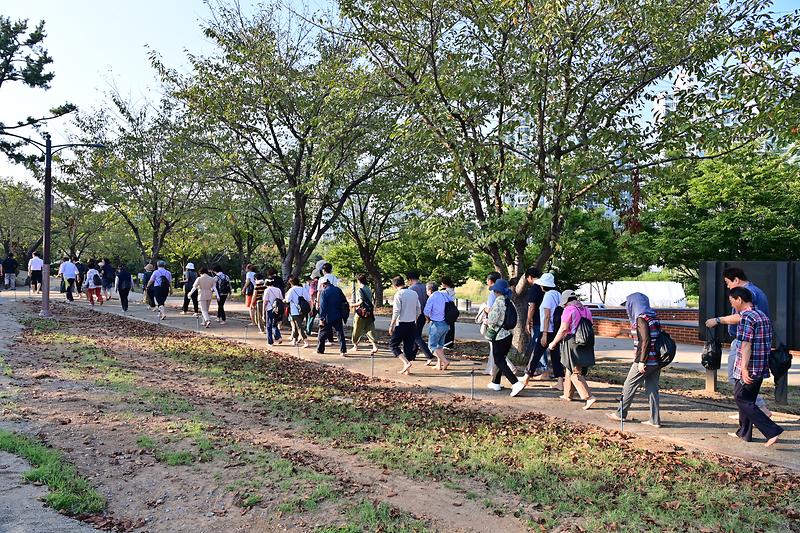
[{"xmin": 548, "ymin": 290, "xmax": 597, "ymax": 410}]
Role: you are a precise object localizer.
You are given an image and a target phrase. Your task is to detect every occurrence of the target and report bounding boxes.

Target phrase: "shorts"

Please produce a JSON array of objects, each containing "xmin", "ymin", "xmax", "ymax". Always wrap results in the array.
[
  {"xmin": 30, "ymin": 271, "xmax": 42, "ymax": 284},
  {"xmin": 428, "ymin": 320, "xmax": 450, "ymax": 351},
  {"xmin": 246, "ymin": 294, "xmax": 253, "ymax": 307}
]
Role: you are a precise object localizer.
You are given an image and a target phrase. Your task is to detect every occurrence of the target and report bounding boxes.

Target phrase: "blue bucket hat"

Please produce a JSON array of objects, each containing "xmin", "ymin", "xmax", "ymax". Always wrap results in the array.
[{"xmin": 491, "ymin": 279, "xmax": 512, "ymax": 297}]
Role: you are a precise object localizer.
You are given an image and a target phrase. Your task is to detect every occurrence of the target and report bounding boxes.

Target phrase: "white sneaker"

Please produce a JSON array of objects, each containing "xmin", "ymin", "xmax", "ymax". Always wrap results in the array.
[
  {"xmin": 510, "ymin": 381, "xmax": 526, "ymax": 397},
  {"xmin": 486, "ymin": 383, "xmax": 502, "ymax": 391}
]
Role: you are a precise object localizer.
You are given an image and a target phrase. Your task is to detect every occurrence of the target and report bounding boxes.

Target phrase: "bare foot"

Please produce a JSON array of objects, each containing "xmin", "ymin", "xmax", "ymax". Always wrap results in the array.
[
  {"xmin": 765, "ymin": 435, "xmax": 779, "ymax": 447},
  {"xmin": 550, "ymin": 383, "xmax": 564, "ymax": 391},
  {"xmin": 760, "ymin": 405, "xmax": 773, "ymax": 418},
  {"xmin": 302, "ymin": 341, "xmax": 309, "ymax": 348},
  {"xmin": 583, "ymin": 397, "xmax": 597, "ymax": 410},
  {"xmin": 439, "ymin": 360, "xmax": 450, "ymax": 371},
  {"xmin": 370, "ymin": 346, "xmax": 378, "ymax": 355},
  {"xmin": 533, "ymin": 372, "xmax": 550, "ymax": 381},
  {"xmin": 425, "ymin": 360, "xmax": 437, "ymax": 367},
  {"xmin": 398, "ymin": 362, "xmax": 413, "ymax": 375},
  {"xmin": 558, "ymin": 395, "xmax": 574, "ymax": 401}
]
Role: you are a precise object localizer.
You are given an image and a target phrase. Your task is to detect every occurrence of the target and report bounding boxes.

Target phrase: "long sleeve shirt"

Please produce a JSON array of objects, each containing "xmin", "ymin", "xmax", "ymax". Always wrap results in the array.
[
  {"xmin": 485, "ymin": 295, "xmax": 511, "ymax": 341},
  {"xmin": 391, "ymin": 288, "xmax": 420, "ymax": 325},
  {"xmin": 424, "ymin": 290, "xmax": 450, "ymax": 322}
]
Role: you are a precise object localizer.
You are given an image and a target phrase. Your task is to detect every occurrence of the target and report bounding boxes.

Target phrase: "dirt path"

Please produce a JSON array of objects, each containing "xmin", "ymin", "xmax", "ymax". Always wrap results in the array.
[{"xmin": 0, "ymin": 300, "xmax": 532, "ymax": 532}]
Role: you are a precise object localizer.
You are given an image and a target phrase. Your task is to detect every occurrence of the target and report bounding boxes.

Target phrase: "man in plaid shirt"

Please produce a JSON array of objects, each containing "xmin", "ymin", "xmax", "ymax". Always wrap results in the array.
[{"xmin": 726, "ymin": 287, "xmax": 783, "ymax": 447}]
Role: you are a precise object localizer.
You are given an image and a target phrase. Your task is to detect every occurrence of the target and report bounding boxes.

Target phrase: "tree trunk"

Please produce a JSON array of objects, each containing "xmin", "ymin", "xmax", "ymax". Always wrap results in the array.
[{"xmin": 366, "ymin": 264, "xmax": 384, "ymax": 307}]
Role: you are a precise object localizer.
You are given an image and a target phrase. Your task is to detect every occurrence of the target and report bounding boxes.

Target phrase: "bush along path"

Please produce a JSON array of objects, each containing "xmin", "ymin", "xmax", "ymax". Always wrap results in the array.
[{"xmin": 1, "ymin": 301, "xmax": 799, "ymax": 532}]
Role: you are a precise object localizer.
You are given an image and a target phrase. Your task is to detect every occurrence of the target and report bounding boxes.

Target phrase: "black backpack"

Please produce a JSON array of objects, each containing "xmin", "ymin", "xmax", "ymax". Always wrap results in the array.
[
  {"xmin": 769, "ymin": 344, "xmax": 792, "ymax": 378},
  {"xmin": 272, "ymin": 298, "xmax": 286, "ymax": 317},
  {"xmin": 655, "ymin": 330, "xmax": 677, "ymax": 368},
  {"xmin": 217, "ymin": 275, "xmax": 231, "ymax": 295},
  {"xmin": 501, "ymin": 300, "xmax": 518, "ymax": 330},
  {"xmin": 297, "ymin": 295, "xmax": 311, "ymax": 316},
  {"xmin": 574, "ymin": 317, "xmax": 595, "ymax": 347},
  {"xmin": 92, "ymin": 273, "xmax": 102, "ymax": 286},
  {"xmin": 444, "ymin": 299, "xmax": 460, "ymax": 325}
]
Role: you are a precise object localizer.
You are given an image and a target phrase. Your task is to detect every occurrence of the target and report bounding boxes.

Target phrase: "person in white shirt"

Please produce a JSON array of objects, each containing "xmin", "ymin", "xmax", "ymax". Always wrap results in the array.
[
  {"xmin": 83, "ymin": 262, "xmax": 104, "ymax": 306},
  {"xmin": 285, "ymin": 275, "xmax": 310, "ymax": 347},
  {"xmin": 522, "ymin": 273, "xmax": 563, "ymax": 389},
  {"xmin": 57, "ymin": 257, "xmax": 79, "ymax": 302},
  {"xmin": 388, "ymin": 275, "xmax": 420, "ymax": 375},
  {"xmin": 263, "ymin": 277, "xmax": 284, "ymax": 345},
  {"xmin": 187, "ymin": 267, "xmax": 219, "ymax": 328},
  {"xmin": 28, "ymin": 252, "xmax": 44, "ymax": 294}
]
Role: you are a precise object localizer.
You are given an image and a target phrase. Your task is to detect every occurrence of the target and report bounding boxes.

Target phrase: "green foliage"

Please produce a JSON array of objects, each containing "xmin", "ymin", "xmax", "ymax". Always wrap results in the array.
[
  {"xmin": 550, "ymin": 209, "xmax": 648, "ymax": 291},
  {"xmin": 639, "ymin": 148, "xmax": 800, "ymax": 282},
  {"xmin": 0, "ymin": 179, "xmax": 42, "ymax": 256},
  {"xmin": 0, "ymin": 430, "xmax": 106, "ymax": 515}
]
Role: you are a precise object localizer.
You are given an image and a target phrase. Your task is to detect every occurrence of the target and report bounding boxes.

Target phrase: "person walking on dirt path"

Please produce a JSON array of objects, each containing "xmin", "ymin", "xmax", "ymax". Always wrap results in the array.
[
  {"xmin": 316, "ymin": 274, "xmax": 348, "ymax": 355},
  {"xmin": 182, "ymin": 263, "xmax": 199, "ymax": 316},
  {"xmin": 252, "ymin": 274, "xmax": 267, "ymax": 333},
  {"xmin": 74, "ymin": 258, "xmax": 86, "ymax": 299},
  {"xmin": 522, "ymin": 273, "xmax": 563, "ymax": 388},
  {"xmin": 264, "ymin": 276, "xmax": 284, "ymax": 345},
  {"xmin": 100, "ymin": 258, "xmax": 115, "ymax": 301},
  {"xmin": 243, "ymin": 263, "xmax": 257, "ymax": 324},
  {"xmin": 147, "ymin": 260, "xmax": 172, "ymax": 320},
  {"xmin": 705, "ymin": 267, "xmax": 773, "ymax": 419},
  {"xmin": 115, "ymin": 264, "xmax": 133, "ymax": 313},
  {"xmin": 483, "ymin": 279, "xmax": 525, "ymax": 397},
  {"xmin": 305, "ymin": 271, "xmax": 320, "ymax": 336},
  {"xmin": 350, "ymin": 274, "xmax": 378, "ymax": 354},
  {"xmin": 1, "ymin": 252, "xmax": 18, "ymax": 290},
  {"xmin": 142, "ymin": 263, "xmax": 155, "ymax": 310},
  {"xmin": 28, "ymin": 251, "xmax": 43, "ymax": 294},
  {"xmin": 483, "ymin": 272, "xmax": 518, "ymax": 377},
  {"xmin": 57, "ymin": 256, "xmax": 79, "ymax": 302},
  {"xmin": 188, "ymin": 266, "xmax": 219, "ymax": 328},
  {"xmin": 548, "ymin": 290, "xmax": 597, "ymax": 410},
  {"xmin": 407, "ymin": 271, "xmax": 436, "ymax": 366},
  {"xmin": 424, "ymin": 281, "xmax": 452, "ymax": 371},
  {"xmin": 213, "ymin": 265, "xmax": 231, "ymax": 324},
  {"xmin": 266, "ymin": 266, "xmax": 285, "ymax": 293},
  {"xmin": 388, "ymin": 275, "xmax": 419, "ymax": 375},
  {"xmin": 83, "ymin": 261, "xmax": 104, "ymax": 306},
  {"xmin": 285, "ymin": 275, "xmax": 310, "ymax": 347},
  {"xmin": 607, "ymin": 292, "xmax": 663, "ymax": 428},
  {"xmin": 440, "ymin": 276, "xmax": 457, "ymax": 351},
  {"xmin": 724, "ymin": 287, "xmax": 783, "ymax": 447},
  {"xmin": 519, "ymin": 267, "xmax": 545, "ymax": 373}
]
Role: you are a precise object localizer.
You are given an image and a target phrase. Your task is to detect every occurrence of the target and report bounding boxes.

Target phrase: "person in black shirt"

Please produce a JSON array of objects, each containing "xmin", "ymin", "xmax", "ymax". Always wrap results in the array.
[
  {"xmin": 522, "ymin": 267, "xmax": 545, "ymax": 373},
  {"xmin": 1, "ymin": 253, "xmax": 18, "ymax": 290},
  {"xmin": 115, "ymin": 264, "xmax": 133, "ymax": 313},
  {"xmin": 182, "ymin": 263, "xmax": 199, "ymax": 315}
]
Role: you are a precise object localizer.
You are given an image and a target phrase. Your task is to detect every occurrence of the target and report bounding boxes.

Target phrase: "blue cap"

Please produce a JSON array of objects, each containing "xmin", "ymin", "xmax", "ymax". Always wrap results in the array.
[{"xmin": 492, "ymin": 279, "xmax": 511, "ymax": 295}]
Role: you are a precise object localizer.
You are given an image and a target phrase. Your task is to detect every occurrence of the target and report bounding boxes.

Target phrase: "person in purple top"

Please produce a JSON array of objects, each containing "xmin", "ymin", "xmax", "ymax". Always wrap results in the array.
[
  {"xmin": 725, "ymin": 287, "xmax": 782, "ymax": 446},
  {"xmin": 423, "ymin": 281, "xmax": 451, "ymax": 370},
  {"xmin": 147, "ymin": 260, "xmax": 172, "ymax": 321},
  {"xmin": 407, "ymin": 271, "xmax": 435, "ymax": 365},
  {"xmin": 705, "ymin": 267, "xmax": 773, "ymax": 417}
]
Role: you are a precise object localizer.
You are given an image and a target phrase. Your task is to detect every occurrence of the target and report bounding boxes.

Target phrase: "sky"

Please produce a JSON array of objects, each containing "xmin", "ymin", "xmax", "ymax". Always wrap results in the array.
[{"xmin": 1, "ymin": 0, "xmax": 798, "ymax": 182}]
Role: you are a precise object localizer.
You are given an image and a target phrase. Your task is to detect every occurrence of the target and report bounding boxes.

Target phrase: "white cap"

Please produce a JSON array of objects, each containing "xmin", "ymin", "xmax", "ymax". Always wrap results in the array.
[
  {"xmin": 186, "ymin": 263, "xmax": 195, "ymax": 270},
  {"xmin": 534, "ymin": 272, "xmax": 556, "ymax": 288}
]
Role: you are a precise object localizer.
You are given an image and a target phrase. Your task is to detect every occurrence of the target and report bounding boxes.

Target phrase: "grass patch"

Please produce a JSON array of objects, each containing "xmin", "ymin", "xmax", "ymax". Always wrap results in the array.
[
  {"xmin": 0, "ymin": 430, "xmax": 105, "ymax": 515},
  {"xmin": 155, "ymin": 450, "xmax": 195, "ymax": 466},
  {"xmin": 318, "ymin": 500, "xmax": 429, "ymax": 532},
  {"xmin": 19, "ymin": 316, "xmax": 61, "ymax": 333}
]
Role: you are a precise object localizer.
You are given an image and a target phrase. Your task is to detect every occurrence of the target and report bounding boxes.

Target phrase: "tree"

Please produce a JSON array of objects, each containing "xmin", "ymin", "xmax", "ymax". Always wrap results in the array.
[
  {"xmin": 339, "ymin": 0, "xmax": 784, "ymax": 280},
  {"xmin": 51, "ymin": 199, "xmax": 107, "ymax": 260},
  {"xmin": 156, "ymin": 3, "xmax": 403, "ymax": 278},
  {"xmin": 549, "ymin": 209, "xmax": 647, "ymax": 301},
  {"xmin": 0, "ymin": 16, "xmax": 75, "ymax": 163},
  {"xmin": 65, "ymin": 96, "xmax": 215, "ymax": 264},
  {"xmin": 0, "ymin": 178, "xmax": 42, "ymax": 257},
  {"xmin": 638, "ymin": 148, "xmax": 800, "ymax": 284}
]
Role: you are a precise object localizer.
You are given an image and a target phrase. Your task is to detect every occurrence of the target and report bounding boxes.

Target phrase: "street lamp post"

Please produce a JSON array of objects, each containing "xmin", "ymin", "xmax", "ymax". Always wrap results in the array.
[{"xmin": 0, "ymin": 129, "xmax": 104, "ymax": 318}]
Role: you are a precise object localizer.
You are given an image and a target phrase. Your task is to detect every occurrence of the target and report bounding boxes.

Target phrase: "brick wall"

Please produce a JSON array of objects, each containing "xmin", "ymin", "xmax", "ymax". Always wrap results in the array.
[
  {"xmin": 593, "ymin": 318, "xmax": 701, "ymax": 344},
  {"xmin": 593, "ymin": 308, "xmax": 699, "ymax": 321}
]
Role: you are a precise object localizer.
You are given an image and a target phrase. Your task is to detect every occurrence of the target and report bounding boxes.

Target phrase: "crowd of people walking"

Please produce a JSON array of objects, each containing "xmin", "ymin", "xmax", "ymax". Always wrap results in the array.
[{"xmin": 31, "ymin": 254, "xmax": 786, "ymax": 448}]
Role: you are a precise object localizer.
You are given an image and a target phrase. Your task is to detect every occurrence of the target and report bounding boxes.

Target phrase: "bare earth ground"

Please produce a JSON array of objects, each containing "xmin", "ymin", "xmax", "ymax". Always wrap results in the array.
[{"xmin": 1, "ymin": 298, "xmax": 799, "ymax": 532}]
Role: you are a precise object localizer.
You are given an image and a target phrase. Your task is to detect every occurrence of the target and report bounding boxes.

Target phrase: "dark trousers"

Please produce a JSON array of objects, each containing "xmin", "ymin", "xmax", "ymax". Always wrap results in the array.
[
  {"xmin": 734, "ymin": 378, "xmax": 783, "ymax": 442},
  {"xmin": 118, "ymin": 288, "xmax": 130, "ymax": 311},
  {"xmin": 525, "ymin": 331, "xmax": 564, "ymax": 378},
  {"xmin": 445, "ymin": 322, "xmax": 455, "ymax": 350},
  {"xmin": 183, "ymin": 291, "xmax": 198, "ymax": 313},
  {"xmin": 317, "ymin": 318, "xmax": 346, "ymax": 353},
  {"xmin": 65, "ymin": 278, "xmax": 76, "ymax": 301},
  {"xmin": 217, "ymin": 294, "xmax": 228, "ymax": 321},
  {"xmin": 145, "ymin": 286, "xmax": 155, "ymax": 308},
  {"xmin": 491, "ymin": 335, "xmax": 518, "ymax": 386},
  {"xmin": 413, "ymin": 315, "xmax": 434, "ymax": 360},
  {"xmin": 390, "ymin": 321, "xmax": 417, "ymax": 360},
  {"xmin": 154, "ymin": 286, "xmax": 169, "ymax": 306}
]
